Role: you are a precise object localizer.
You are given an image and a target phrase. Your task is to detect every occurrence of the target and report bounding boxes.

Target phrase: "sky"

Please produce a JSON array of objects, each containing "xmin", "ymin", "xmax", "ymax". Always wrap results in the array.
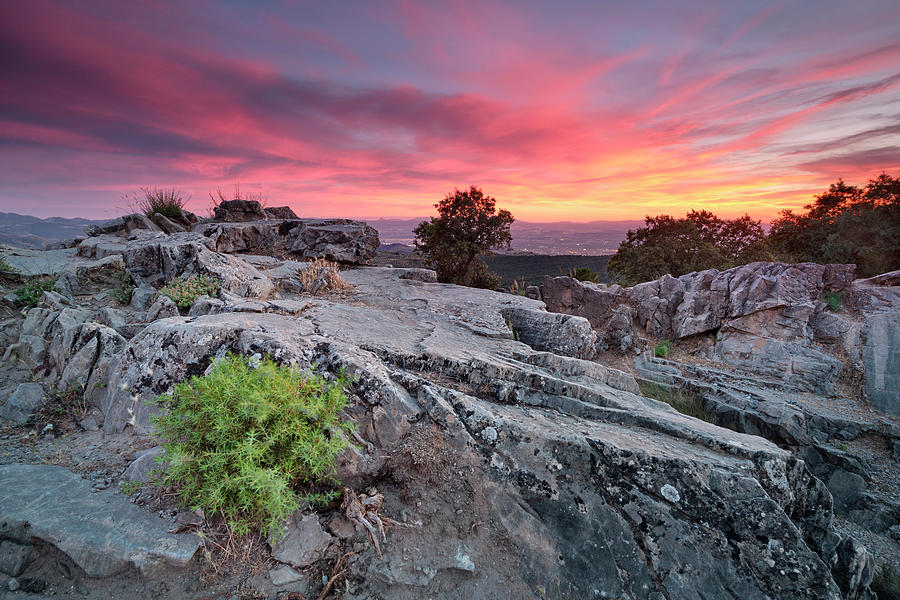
[{"xmin": 1, "ymin": 0, "xmax": 899, "ymax": 222}]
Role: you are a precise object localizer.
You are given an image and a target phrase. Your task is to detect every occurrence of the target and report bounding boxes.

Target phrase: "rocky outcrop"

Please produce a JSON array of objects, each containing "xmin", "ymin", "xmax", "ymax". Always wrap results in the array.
[
  {"xmin": 86, "ymin": 266, "xmax": 872, "ymax": 599},
  {"xmin": 264, "ymin": 206, "xmax": 298, "ymax": 219},
  {"xmin": 1, "ymin": 229, "xmax": 888, "ymax": 599},
  {"xmin": 192, "ymin": 221, "xmax": 277, "ymax": 253},
  {"xmin": 281, "ymin": 219, "xmax": 380, "ymax": 263},
  {"xmin": 0, "ymin": 464, "xmax": 200, "ymax": 577},
  {"xmin": 542, "ymin": 262, "xmax": 865, "ymax": 395},
  {"xmin": 213, "ymin": 199, "xmax": 267, "ymax": 222}
]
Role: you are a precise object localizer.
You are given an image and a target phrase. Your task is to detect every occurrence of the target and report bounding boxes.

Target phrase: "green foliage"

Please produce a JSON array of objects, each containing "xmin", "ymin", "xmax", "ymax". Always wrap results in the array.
[
  {"xmin": 414, "ymin": 186, "xmax": 513, "ymax": 289},
  {"xmin": 653, "ymin": 339, "xmax": 673, "ymax": 358},
  {"xmin": 769, "ymin": 173, "xmax": 900, "ymax": 278},
  {"xmin": 568, "ymin": 266, "xmax": 600, "ymax": 283},
  {"xmin": 15, "ymin": 277, "xmax": 59, "ymax": 309},
  {"xmin": 639, "ymin": 382, "xmax": 716, "ymax": 423},
  {"xmin": 608, "ymin": 210, "xmax": 771, "ymax": 285},
  {"xmin": 158, "ymin": 274, "xmax": 220, "ymax": 310},
  {"xmin": 0, "ymin": 256, "xmax": 16, "ymax": 274},
  {"xmin": 872, "ymin": 562, "xmax": 900, "ymax": 600},
  {"xmin": 152, "ymin": 354, "xmax": 355, "ymax": 537},
  {"xmin": 119, "ymin": 480, "xmax": 143, "ymax": 495},
  {"xmin": 111, "ymin": 271, "xmax": 136, "ymax": 305},
  {"xmin": 824, "ymin": 291, "xmax": 842, "ymax": 312},
  {"xmin": 135, "ymin": 187, "xmax": 188, "ymax": 221}
]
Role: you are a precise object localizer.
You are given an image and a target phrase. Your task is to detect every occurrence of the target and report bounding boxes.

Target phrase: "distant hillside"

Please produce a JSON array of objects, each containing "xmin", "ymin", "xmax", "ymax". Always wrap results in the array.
[
  {"xmin": 0, "ymin": 212, "xmax": 103, "ymax": 248},
  {"xmin": 372, "ymin": 251, "xmax": 612, "ymax": 288},
  {"xmin": 367, "ymin": 218, "xmax": 640, "ymax": 255}
]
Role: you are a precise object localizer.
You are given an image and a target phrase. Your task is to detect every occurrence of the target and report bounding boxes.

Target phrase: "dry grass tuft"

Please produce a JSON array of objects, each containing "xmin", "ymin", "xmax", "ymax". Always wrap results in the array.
[{"xmin": 298, "ymin": 258, "xmax": 352, "ymax": 295}]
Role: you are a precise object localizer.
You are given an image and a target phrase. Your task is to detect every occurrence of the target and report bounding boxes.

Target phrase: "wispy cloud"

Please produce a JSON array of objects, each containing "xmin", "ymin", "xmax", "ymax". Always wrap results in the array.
[{"xmin": 0, "ymin": 0, "xmax": 898, "ymax": 220}]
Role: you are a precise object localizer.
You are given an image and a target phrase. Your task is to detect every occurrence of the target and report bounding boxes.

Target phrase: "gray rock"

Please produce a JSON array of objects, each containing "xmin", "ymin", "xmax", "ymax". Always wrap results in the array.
[
  {"xmin": 187, "ymin": 295, "xmax": 226, "ymax": 316},
  {"xmin": 0, "ymin": 464, "xmax": 200, "ymax": 577},
  {"xmin": 269, "ymin": 564, "xmax": 304, "ymax": 586},
  {"xmin": 0, "ymin": 383, "xmax": 45, "ymax": 425},
  {"xmin": 0, "ymin": 540, "xmax": 33, "ymax": 577},
  {"xmin": 193, "ymin": 222, "xmax": 277, "ymax": 254},
  {"xmin": 93, "ymin": 307, "xmax": 127, "ymax": 332},
  {"xmin": 397, "ymin": 268, "xmax": 438, "ymax": 283},
  {"xmin": 501, "ymin": 307, "xmax": 598, "ymax": 359},
  {"xmin": 524, "ymin": 285, "xmax": 541, "ymax": 300},
  {"xmin": 827, "ymin": 469, "xmax": 867, "ymax": 513},
  {"xmin": 147, "ymin": 295, "xmax": 179, "ymax": 321},
  {"xmin": 271, "ymin": 514, "xmax": 332, "ymax": 569},
  {"xmin": 122, "ymin": 212, "xmax": 162, "ymax": 234},
  {"xmin": 130, "ymin": 286, "xmax": 156, "ymax": 310},
  {"xmin": 84, "ymin": 216, "xmax": 126, "ymax": 237},
  {"xmin": 122, "ymin": 446, "xmax": 165, "ymax": 483},
  {"xmin": 150, "ymin": 213, "xmax": 187, "ymax": 234},
  {"xmin": 283, "ymin": 219, "xmax": 380, "ymax": 264},
  {"xmin": 213, "ymin": 199, "xmax": 267, "ymax": 222},
  {"xmin": 264, "ymin": 206, "xmax": 299, "ymax": 219},
  {"xmin": 861, "ymin": 311, "xmax": 900, "ymax": 415}
]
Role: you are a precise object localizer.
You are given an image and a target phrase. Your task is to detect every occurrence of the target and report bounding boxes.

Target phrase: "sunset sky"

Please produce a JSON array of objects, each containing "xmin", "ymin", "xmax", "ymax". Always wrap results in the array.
[{"xmin": 1, "ymin": 0, "xmax": 899, "ymax": 222}]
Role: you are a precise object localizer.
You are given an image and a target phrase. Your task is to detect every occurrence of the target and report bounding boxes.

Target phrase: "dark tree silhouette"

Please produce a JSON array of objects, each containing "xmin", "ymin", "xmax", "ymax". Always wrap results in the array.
[
  {"xmin": 769, "ymin": 173, "xmax": 900, "ymax": 277},
  {"xmin": 414, "ymin": 186, "xmax": 514, "ymax": 288},
  {"xmin": 607, "ymin": 210, "xmax": 770, "ymax": 285}
]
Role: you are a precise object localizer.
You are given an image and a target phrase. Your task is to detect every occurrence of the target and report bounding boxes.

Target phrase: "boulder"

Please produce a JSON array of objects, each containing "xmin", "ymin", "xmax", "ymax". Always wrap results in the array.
[
  {"xmin": 282, "ymin": 219, "xmax": 380, "ymax": 264},
  {"xmin": 0, "ymin": 464, "xmax": 199, "ymax": 577},
  {"xmin": 122, "ymin": 446, "xmax": 165, "ymax": 483},
  {"xmin": 861, "ymin": 311, "xmax": 900, "ymax": 415},
  {"xmin": 264, "ymin": 206, "xmax": 298, "ymax": 219},
  {"xmin": 150, "ymin": 213, "xmax": 187, "ymax": 234},
  {"xmin": 193, "ymin": 222, "xmax": 277, "ymax": 254},
  {"xmin": 0, "ymin": 383, "xmax": 45, "ymax": 425},
  {"xmin": 271, "ymin": 514, "xmax": 332, "ymax": 569},
  {"xmin": 147, "ymin": 295, "xmax": 179, "ymax": 320},
  {"xmin": 213, "ymin": 199, "xmax": 267, "ymax": 222}
]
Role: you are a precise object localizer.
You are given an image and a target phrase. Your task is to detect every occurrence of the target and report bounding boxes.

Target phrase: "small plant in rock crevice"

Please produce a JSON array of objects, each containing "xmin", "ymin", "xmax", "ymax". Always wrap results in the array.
[
  {"xmin": 0, "ymin": 256, "xmax": 16, "ymax": 274},
  {"xmin": 157, "ymin": 274, "xmax": 221, "ymax": 310},
  {"xmin": 297, "ymin": 258, "xmax": 351, "ymax": 295},
  {"xmin": 151, "ymin": 354, "xmax": 355, "ymax": 537},
  {"xmin": 15, "ymin": 277, "xmax": 58, "ymax": 309},
  {"xmin": 824, "ymin": 291, "xmax": 843, "ymax": 312},
  {"xmin": 654, "ymin": 339, "xmax": 673, "ymax": 358},
  {"xmin": 639, "ymin": 382, "xmax": 716, "ymax": 424},
  {"xmin": 110, "ymin": 271, "xmax": 136, "ymax": 305}
]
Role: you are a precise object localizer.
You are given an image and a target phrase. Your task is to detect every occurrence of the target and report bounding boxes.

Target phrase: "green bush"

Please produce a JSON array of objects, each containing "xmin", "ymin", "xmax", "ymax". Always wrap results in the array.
[
  {"xmin": 136, "ymin": 187, "xmax": 188, "ymax": 220},
  {"xmin": 15, "ymin": 277, "xmax": 58, "ymax": 309},
  {"xmin": 824, "ymin": 291, "xmax": 842, "ymax": 312},
  {"xmin": 639, "ymin": 382, "xmax": 716, "ymax": 424},
  {"xmin": 151, "ymin": 354, "xmax": 355, "ymax": 536},
  {"xmin": 157, "ymin": 274, "xmax": 220, "ymax": 310},
  {"xmin": 0, "ymin": 256, "xmax": 16, "ymax": 274},
  {"xmin": 653, "ymin": 339, "xmax": 673, "ymax": 358},
  {"xmin": 568, "ymin": 266, "xmax": 600, "ymax": 283},
  {"xmin": 111, "ymin": 271, "xmax": 136, "ymax": 305}
]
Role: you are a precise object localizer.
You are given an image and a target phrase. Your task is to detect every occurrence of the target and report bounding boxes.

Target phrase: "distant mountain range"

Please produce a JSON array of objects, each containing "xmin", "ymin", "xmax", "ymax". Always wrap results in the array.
[
  {"xmin": 0, "ymin": 212, "xmax": 103, "ymax": 248},
  {"xmin": 0, "ymin": 212, "xmax": 639, "ymax": 255}
]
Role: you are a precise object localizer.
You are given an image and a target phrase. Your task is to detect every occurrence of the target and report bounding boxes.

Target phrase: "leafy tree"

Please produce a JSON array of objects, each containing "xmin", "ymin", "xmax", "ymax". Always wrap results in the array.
[
  {"xmin": 607, "ymin": 210, "xmax": 770, "ymax": 285},
  {"xmin": 414, "ymin": 186, "xmax": 514, "ymax": 288},
  {"xmin": 769, "ymin": 173, "xmax": 900, "ymax": 277}
]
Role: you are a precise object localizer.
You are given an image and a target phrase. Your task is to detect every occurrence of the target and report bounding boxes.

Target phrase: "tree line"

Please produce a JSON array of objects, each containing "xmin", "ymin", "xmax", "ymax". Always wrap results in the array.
[{"xmin": 414, "ymin": 173, "xmax": 899, "ymax": 289}]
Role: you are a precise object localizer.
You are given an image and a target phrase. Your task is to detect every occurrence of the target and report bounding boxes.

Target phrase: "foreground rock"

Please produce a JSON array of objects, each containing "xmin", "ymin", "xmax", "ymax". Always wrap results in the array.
[
  {"xmin": 281, "ymin": 219, "xmax": 380, "ymax": 263},
  {"xmin": 87, "ymin": 267, "xmax": 873, "ymax": 599},
  {"xmin": 0, "ymin": 464, "xmax": 200, "ymax": 578}
]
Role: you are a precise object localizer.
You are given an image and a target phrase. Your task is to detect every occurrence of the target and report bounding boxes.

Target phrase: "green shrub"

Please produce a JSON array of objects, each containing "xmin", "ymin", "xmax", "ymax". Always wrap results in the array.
[
  {"xmin": 639, "ymin": 382, "xmax": 716, "ymax": 424},
  {"xmin": 151, "ymin": 354, "xmax": 355, "ymax": 537},
  {"xmin": 157, "ymin": 274, "xmax": 220, "ymax": 310},
  {"xmin": 111, "ymin": 271, "xmax": 136, "ymax": 305},
  {"xmin": 15, "ymin": 277, "xmax": 58, "ymax": 309},
  {"xmin": 653, "ymin": 339, "xmax": 673, "ymax": 358},
  {"xmin": 824, "ymin": 291, "xmax": 842, "ymax": 312},
  {"xmin": 568, "ymin": 266, "xmax": 600, "ymax": 283},
  {"xmin": 136, "ymin": 187, "xmax": 188, "ymax": 220},
  {"xmin": 0, "ymin": 256, "xmax": 16, "ymax": 274}
]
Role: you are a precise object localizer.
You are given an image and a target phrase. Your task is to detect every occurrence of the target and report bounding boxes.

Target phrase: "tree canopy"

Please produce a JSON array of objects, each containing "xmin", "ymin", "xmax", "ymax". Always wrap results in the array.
[
  {"xmin": 413, "ymin": 186, "xmax": 514, "ymax": 288},
  {"xmin": 769, "ymin": 173, "xmax": 900, "ymax": 277},
  {"xmin": 607, "ymin": 210, "xmax": 770, "ymax": 285}
]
